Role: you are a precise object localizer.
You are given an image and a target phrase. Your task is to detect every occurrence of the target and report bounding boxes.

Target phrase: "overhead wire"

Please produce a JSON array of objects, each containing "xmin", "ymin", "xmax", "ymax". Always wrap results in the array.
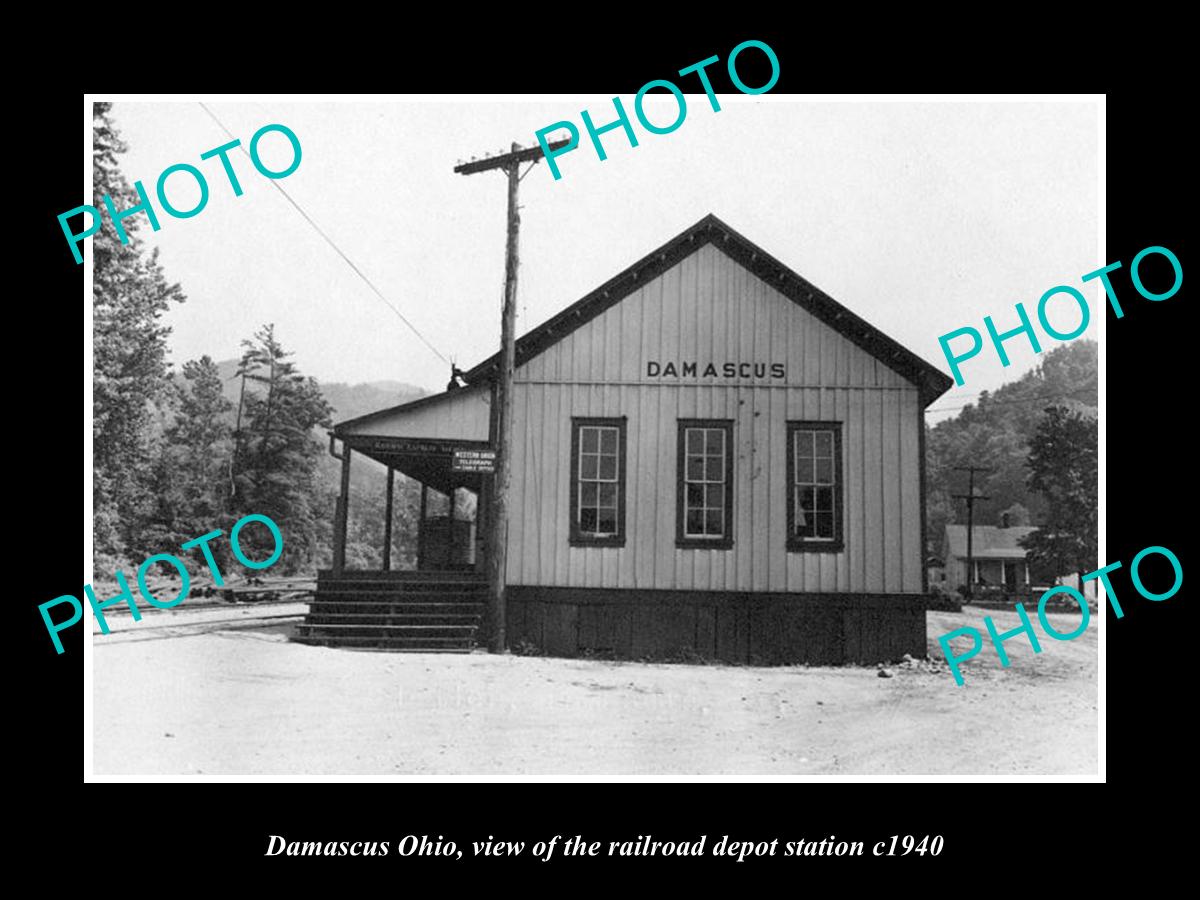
[{"xmin": 197, "ymin": 102, "xmax": 450, "ymax": 366}]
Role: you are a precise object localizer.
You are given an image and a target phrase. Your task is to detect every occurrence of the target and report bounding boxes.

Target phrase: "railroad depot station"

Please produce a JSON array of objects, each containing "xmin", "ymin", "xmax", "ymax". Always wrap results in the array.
[{"xmin": 295, "ymin": 214, "xmax": 953, "ymax": 663}]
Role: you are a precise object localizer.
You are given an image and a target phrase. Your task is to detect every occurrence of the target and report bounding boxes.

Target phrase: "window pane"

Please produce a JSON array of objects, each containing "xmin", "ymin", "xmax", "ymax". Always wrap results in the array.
[
  {"xmin": 799, "ymin": 485, "xmax": 815, "ymax": 513},
  {"xmin": 794, "ymin": 488, "xmax": 812, "ymax": 536},
  {"xmin": 815, "ymin": 511, "xmax": 833, "ymax": 538},
  {"xmin": 581, "ymin": 453, "xmax": 598, "ymax": 480},
  {"xmin": 815, "ymin": 431, "xmax": 832, "ymax": 458},
  {"xmin": 705, "ymin": 429, "xmax": 724, "ymax": 455},
  {"xmin": 598, "ymin": 455, "xmax": 616, "ymax": 480},
  {"xmin": 686, "ymin": 508, "xmax": 704, "ymax": 535},
  {"xmin": 600, "ymin": 428, "xmax": 617, "ymax": 454},
  {"xmin": 706, "ymin": 483, "xmax": 723, "ymax": 509},
  {"xmin": 686, "ymin": 482, "xmax": 703, "ymax": 509},
  {"xmin": 706, "ymin": 454, "xmax": 724, "ymax": 482},
  {"xmin": 580, "ymin": 508, "xmax": 598, "ymax": 532},
  {"xmin": 581, "ymin": 482, "xmax": 598, "ymax": 508},
  {"xmin": 598, "ymin": 482, "xmax": 616, "ymax": 507},
  {"xmin": 686, "ymin": 455, "xmax": 704, "ymax": 481},
  {"xmin": 815, "ymin": 457, "xmax": 833, "ymax": 484},
  {"xmin": 597, "ymin": 510, "xmax": 617, "ymax": 534},
  {"xmin": 796, "ymin": 431, "xmax": 814, "ymax": 460},
  {"xmin": 687, "ymin": 429, "xmax": 703, "ymax": 453},
  {"xmin": 705, "ymin": 510, "xmax": 723, "ymax": 536},
  {"xmin": 816, "ymin": 486, "xmax": 833, "ymax": 511},
  {"xmin": 582, "ymin": 427, "xmax": 598, "ymax": 452},
  {"xmin": 795, "ymin": 434, "xmax": 814, "ymax": 483},
  {"xmin": 797, "ymin": 457, "xmax": 814, "ymax": 484}
]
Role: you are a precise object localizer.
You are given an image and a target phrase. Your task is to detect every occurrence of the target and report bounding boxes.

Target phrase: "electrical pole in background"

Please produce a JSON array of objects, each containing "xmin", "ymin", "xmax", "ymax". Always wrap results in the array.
[
  {"xmin": 953, "ymin": 465, "xmax": 992, "ymax": 599},
  {"xmin": 454, "ymin": 139, "xmax": 569, "ymax": 653}
]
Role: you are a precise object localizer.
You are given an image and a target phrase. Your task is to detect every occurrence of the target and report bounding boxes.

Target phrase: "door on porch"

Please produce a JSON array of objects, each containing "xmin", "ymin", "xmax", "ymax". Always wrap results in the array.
[{"xmin": 418, "ymin": 486, "xmax": 478, "ymax": 571}]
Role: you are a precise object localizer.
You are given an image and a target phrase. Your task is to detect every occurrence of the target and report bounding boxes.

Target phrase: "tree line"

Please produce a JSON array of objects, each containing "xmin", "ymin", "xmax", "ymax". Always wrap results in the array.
[
  {"xmin": 926, "ymin": 340, "xmax": 1098, "ymax": 588},
  {"xmin": 92, "ymin": 103, "xmax": 337, "ymax": 576}
]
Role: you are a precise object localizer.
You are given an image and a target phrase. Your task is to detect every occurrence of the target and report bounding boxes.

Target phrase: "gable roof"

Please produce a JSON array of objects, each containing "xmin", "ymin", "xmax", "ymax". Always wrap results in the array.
[
  {"xmin": 333, "ymin": 382, "xmax": 475, "ymax": 433},
  {"xmin": 462, "ymin": 213, "xmax": 953, "ymax": 407},
  {"xmin": 944, "ymin": 525, "xmax": 1038, "ymax": 560}
]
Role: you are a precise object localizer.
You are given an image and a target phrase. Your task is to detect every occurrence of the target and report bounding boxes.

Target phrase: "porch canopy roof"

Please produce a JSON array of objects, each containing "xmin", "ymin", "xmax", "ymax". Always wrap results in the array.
[
  {"xmin": 335, "ymin": 432, "xmax": 490, "ymax": 495},
  {"xmin": 330, "ymin": 382, "xmax": 493, "ymax": 495}
]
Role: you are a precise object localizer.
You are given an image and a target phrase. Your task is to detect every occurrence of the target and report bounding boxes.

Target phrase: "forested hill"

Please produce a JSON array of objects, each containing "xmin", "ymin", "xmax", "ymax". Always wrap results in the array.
[
  {"xmin": 158, "ymin": 359, "xmax": 433, "ymax": 572},
  {"xmin": 925, "ymin": 340, "xmax": 1097, "ymax": 556},
  {"xmin": 205, "ymin": 358, "xmax": 428, "ymax": 423},
  {"xmin": 91, "ymin": 97, "xmax": 438, "ymax": 576}
]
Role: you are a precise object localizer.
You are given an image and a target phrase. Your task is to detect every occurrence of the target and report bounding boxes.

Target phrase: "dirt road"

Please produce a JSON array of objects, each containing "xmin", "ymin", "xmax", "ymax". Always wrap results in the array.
[{"xmin": 92, "ymin": 605, "xmax": 1097, "ymax": 776}]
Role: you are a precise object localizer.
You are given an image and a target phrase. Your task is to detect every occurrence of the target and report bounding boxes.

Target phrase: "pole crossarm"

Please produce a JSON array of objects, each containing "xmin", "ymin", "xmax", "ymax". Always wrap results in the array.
[{"xmin": 454, "ymin": 139, "xmax": 572, "ymax": 175}]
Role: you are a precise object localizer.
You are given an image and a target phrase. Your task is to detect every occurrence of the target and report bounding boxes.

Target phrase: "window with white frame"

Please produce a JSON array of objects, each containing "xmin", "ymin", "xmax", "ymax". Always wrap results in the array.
[
  {"xmin": 677, "ymin": 420, "xmax": 733, "ymax": 548},
  {"xmin": 570, "ymin": 418, "xmax": 626, "ymax": 545},
  {"xmin": 787, "ymin": 422, "xmax": 844, "ymax": 551}
]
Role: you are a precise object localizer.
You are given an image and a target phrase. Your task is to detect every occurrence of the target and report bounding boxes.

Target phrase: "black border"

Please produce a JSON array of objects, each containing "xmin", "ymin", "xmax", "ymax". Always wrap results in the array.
[{"xmin": 44, "ymin": 56, "xmax": 1189, "ymax": 877}]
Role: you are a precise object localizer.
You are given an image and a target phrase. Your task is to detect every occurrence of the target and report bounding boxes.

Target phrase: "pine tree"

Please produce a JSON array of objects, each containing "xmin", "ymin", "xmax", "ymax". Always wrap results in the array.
[
  {"xmin": 92, "ymin": 102, "xmax": 185, "ymax": 559},
  {"xmin": 1019, "ymin": 406, "xmax": 1099, "ymax": 584},
  {"xmin": 233, "ymin": 325, "xmax": 333, "ymax": 572},
  {"xmin": 145, "ymin": 357, "xmax": 235, "ymax": 557}
]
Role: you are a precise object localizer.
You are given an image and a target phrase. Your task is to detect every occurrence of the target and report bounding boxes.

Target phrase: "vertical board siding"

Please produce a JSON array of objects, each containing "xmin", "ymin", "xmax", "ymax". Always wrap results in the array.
[
  {"xmin": 508, "ymin": 385, "xmax": 528, "ymax": 585},
  {"xmin": 899, "ymin": 389, "xmax": 922, "ymax": 592},
  {"xmin": 507, "ymin": 243, "xmax": 924, "ymax": 596},
  {"xmin": 351, "ymin": 383, "xmax": 491, "ymax": 440},
  {"xmin": 882, "ymin": 385, "xmax": 902, "ymax": 592}
]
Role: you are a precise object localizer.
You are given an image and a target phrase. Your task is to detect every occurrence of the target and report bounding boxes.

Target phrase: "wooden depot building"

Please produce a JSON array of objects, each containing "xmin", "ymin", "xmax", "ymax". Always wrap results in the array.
[{"xmin": 295, "ymin": 214, "xmax": 954, "ymax": 664}]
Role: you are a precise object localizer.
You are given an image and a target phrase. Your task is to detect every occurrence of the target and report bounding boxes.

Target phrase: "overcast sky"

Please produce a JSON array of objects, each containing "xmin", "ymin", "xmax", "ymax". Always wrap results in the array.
[{"xmin": 107, "ymin": 98, "xmax": 1099, "ymax": 422}]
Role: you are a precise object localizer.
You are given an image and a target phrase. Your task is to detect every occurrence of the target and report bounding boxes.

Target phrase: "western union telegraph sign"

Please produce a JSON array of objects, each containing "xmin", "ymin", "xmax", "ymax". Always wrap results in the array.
[{"xmin": 452, "ymin": 449, "xmax": 497, "ymax": 473}]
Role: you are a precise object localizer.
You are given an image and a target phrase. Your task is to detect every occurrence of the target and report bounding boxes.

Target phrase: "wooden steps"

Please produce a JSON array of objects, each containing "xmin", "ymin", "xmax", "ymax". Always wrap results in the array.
[{"xmin": 292, "ymin": 571, "xmax": 487, "ymax": 652}]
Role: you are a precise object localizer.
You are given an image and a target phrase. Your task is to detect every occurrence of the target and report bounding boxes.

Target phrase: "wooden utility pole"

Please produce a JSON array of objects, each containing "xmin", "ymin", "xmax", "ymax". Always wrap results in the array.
[
  {"xmin": 333, "ymin": 445, "xmax": 352, "ymax": 575},
  {"xmin": 454, "ymin": 139, "xmax": 568, "ymax": 653},
  {"xmin": 953, "ymin": 465, "xmax": 992, "ymax": 599}
]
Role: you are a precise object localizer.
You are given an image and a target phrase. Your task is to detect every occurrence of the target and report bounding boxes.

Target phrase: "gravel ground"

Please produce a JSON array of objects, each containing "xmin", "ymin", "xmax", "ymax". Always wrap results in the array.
[{"xmin": 92, "ymin": 605, "xmax": 1098, "ymax": 777}]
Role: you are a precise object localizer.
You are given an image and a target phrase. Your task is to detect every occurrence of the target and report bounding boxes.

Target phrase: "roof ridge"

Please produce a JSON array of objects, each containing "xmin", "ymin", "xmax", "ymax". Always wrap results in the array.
[{"xmin": 461, "ymin": 214, "xmax": 954, "ymax": 407}]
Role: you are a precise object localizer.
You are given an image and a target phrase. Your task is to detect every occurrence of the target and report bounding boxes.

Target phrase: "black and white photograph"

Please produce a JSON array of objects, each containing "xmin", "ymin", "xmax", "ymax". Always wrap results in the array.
[{"xmin": 81, "ymin": 94, "xmax": 1103, "ymax": 779}]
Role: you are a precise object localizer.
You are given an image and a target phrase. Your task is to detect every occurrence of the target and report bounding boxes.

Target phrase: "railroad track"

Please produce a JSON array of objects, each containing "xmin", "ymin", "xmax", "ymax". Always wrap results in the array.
[
  {"xmin": 93, "ymin": 604, "xmax": 308, "ymax": 644},
  {"xmin": 96, "ymin": 595, "xmax": 311, "ymax": 617}
]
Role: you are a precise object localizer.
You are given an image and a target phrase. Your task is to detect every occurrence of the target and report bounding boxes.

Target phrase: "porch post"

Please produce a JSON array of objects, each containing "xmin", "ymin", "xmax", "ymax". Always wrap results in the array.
[
  {"xmin": 475, "ymin": 478, "xmax": 486, "ymax": 573},
  {"xmin": 417, "ymin": 482, "xmax": 428, "ymax": 569},
  {"xmin": 333, "ymin": 447, "xmax": 352, "ymax": 574},
  {"xmin": 449, "ymin": 487, "xmax": 458, "ymax": 568},
  {"xmin": 382, "ymin": 467, "xmax": 394, "ymax": 571}
]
